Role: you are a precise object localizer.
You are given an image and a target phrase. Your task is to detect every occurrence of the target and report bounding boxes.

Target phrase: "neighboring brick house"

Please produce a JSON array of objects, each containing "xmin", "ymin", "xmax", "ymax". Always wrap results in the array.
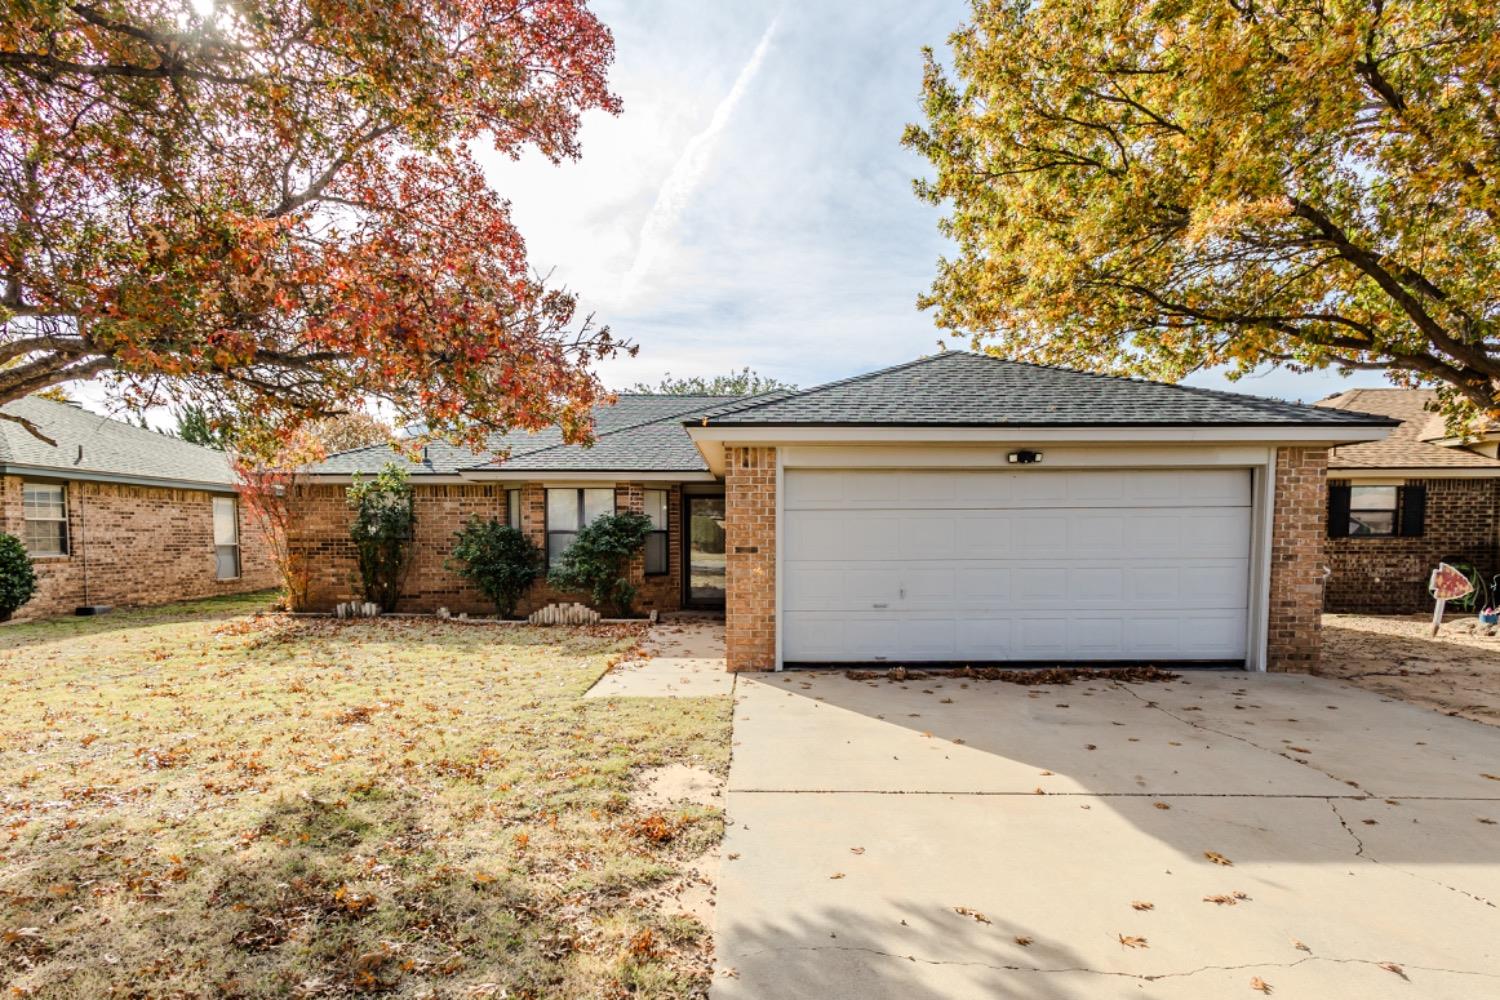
[
  {"xmin": 1316, "ymin": 388, "xmax": 1500, "ymax": 614},
  {"xmin": 296, "ymin": 353, "xmax": 1392, "ymax": 672},
  {"xmin": 0, "ymin": 396, "xmax": 277, "ymax": 620}
]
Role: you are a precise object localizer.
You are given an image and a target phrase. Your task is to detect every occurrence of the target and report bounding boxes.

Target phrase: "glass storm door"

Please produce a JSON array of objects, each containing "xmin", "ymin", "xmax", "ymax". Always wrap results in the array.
[{"xmin": 685, "ymin": 495, "xmax": 727, "ymax": 608}]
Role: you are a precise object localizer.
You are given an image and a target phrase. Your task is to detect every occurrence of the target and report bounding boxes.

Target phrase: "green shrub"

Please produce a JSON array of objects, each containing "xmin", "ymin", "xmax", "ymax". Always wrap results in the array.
[
  {"xmin": 347, "ymin": 463, "xmax": 415, "ymax": 612},
  {"xmin": 447, "ymin": 517, "xmax": 543, "ymax": 618},
  {"xmin": 0, "ymin": 533, "xmax": 37, "ymax": 622},
  {"xmin": 547, "ymin": 511, "xmax": 653, "ymax": 617}
]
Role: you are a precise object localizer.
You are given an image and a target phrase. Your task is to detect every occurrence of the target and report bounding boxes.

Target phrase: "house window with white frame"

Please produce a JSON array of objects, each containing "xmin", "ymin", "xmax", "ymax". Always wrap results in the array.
[
  {"xmin": 507, "ymin": 488, "xmax": 522, "ymax": 531},
  {"xmin": 545, "ymin": 487, "xmax": 614, "ymax": 565},
  {"xmin": 213, "ymin": 496, "xmax": 241, "ymax": 580},
  {"xmin": 22, "ymin": 482, "xmax": 68, "ymax": 556},
  {"xmin": 644, "ymin": 489, "xmax": 669, "ymax": 576}
]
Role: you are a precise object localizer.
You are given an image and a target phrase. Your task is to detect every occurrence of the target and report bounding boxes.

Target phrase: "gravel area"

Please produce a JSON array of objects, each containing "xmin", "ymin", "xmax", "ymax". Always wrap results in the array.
[{"xmin": 1321, "ymin": 612, "xmax": 1500, "ymax": 726}]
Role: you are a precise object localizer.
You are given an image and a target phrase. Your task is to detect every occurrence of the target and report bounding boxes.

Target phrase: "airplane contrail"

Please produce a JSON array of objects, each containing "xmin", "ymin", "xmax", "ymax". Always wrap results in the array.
[{"xmin": 618, "ymin": 14, "xmax": 781, "ymax": 300}]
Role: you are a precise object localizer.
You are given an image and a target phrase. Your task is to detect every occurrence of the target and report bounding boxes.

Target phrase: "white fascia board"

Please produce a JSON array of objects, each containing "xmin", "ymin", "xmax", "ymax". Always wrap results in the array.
[
  {"xmin": 301, "ymin": 470, "xmax": 715, "ymax": 485},
  {"xmin": 688, "ymin": 424, "xmax": 1392, "ymax": 447},
  {"xmin": 300, "ymin": 473, "xmax": 473, "ymax": 485},
  {"xmin": 461, "ymin": 470, "xmax": 716, "ymax": 482},
  {"xmin": 778, "ymin": 443, "xmax": 1274, "ymax": 469}
]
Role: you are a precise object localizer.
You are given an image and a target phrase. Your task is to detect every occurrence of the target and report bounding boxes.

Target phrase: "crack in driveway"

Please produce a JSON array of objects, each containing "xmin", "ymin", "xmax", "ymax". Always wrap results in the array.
[
  {"xmin": 1112, "ymin": 682, "xmax": 1369, "ymax": 794},
  {"xmin": 1327, "ymin": 797, "xmax": 1499, "ymax": 910}
]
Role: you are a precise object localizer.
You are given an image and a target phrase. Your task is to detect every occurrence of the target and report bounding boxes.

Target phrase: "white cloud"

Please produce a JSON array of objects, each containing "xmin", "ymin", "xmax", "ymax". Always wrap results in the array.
[{"xmin": 617, "ymin": 14, "xmax": 781, "ymax": 302}]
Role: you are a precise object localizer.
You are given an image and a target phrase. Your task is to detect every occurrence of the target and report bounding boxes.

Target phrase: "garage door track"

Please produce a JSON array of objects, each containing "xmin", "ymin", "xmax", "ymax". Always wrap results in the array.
[{"xmin": 712, "ymin": 668, "xmax": 1500, "ymax": 999}]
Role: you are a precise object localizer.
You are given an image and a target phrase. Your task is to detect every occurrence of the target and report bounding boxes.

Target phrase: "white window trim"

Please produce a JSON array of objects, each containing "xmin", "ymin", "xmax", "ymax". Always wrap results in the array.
[
  {"xmin": 21, "ymin": 481, "xmax": 69, "ymax": 558},
  {"xmin": 644, "ymin": 488, "xmax": 669, "ymax": 577},
  {"xmin": 213, "ymin": 496, "xmax": 241, "ymax": 581}
]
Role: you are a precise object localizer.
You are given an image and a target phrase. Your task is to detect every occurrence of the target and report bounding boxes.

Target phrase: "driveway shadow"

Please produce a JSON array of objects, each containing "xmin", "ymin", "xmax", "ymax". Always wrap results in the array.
[{"xmin": 728, "ymin": 668, "xmax": 1500, "ymax": 864}]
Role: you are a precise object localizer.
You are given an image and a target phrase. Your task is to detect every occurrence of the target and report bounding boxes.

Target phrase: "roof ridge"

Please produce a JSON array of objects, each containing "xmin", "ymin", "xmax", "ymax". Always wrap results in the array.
[
  {"xmin": 462, "ymin": 396, "xmax": 740, "ymax": 470},
  {"xmin": 963, "ymin": 351, "xmax": 1383, "ymax": 422},
  {"xmin": 694, "ymin": 352, "xmax": 955, "ymax": 422}
]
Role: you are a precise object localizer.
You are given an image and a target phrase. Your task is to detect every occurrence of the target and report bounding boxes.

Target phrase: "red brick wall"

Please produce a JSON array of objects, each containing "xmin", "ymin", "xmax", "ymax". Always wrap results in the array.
[
  {"xmin": 1325, "ymin": 478, "xmax": 1500, "ymax": 613},
  {"xmin": 1267, "ymin": 447, "xmax": 1328, "ymax": 672},
  {"xmin": 724, "ymin": 446, "xmax": 776, "ymax": 671},
  {"xmin": 1, "ymin": 475, "xmax": 277, "ymax": 621},
  {"xmin": 292, "ymin": 480, "xmax": 685, "ymax": 617}
]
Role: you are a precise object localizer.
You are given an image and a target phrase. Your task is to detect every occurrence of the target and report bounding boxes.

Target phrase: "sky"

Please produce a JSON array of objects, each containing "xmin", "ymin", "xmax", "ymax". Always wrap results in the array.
[
  {"xmin": 64, "ymin": 0, "xmax": 1392, "ymax": 427},
  {"xmin": 475, "ymin": 0, "xmax": 1392, "ymax": 405}
]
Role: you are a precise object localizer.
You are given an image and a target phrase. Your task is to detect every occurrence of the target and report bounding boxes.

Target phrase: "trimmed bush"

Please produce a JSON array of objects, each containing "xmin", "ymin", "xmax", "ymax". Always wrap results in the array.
[
  {"xmin": 547, "ymin": 511, "xmax": 653, "ymax": 617},
  {"xmin": 447, "ymin": 517, "xmax": 544, "ymax": 618},
  {"xmin": 347, "ymin": 463, "xmax": 415, "ymax": 612},
  {"xmin": 0, "ymin": 533, "xmax": 37, "ymax": 622}
]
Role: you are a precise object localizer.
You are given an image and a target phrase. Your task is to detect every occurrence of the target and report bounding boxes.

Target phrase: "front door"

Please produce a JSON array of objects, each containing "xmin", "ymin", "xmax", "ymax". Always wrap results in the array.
[{"xmin": 685, "ymin": 494, "xmax": 727, "ymax": 609}]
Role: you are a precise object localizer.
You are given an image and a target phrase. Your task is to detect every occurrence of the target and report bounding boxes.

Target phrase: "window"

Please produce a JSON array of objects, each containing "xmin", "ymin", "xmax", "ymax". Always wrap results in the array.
[
  {"xmin": 22, "ymin": 483, "xmax": 68, "ymax": 556},
  {"xmin": 1348, "ymin": 486, "xmax": 1398, "ymax": 536},
  {"xmin": 506, "ymin": 488, "xmax": 522, "ymax": 531},
  {"xmin": 545, "ymin": 487, "xmax": 614, "ymax": 564},
  {"xmin": 1328, "ymin": 483, "xmax": 1425, "ymax": 538},
  {"xmin": 644, "ymin": 489, "xmax": 669, "ymax": 576},
  {"xmin": 213, "ymin": 497, "xmax": 241, "ymax": 580}
]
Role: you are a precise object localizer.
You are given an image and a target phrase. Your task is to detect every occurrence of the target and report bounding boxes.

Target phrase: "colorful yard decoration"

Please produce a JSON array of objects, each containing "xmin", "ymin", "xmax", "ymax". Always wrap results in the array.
[{"xmin": 1429, "ymin": 563, "xmax": 1475, "ymax": 635}]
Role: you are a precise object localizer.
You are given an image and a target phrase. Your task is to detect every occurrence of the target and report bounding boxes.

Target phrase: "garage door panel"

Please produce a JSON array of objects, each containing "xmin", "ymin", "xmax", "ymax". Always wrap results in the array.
[
  {"xmin": 1016, "ymin": 618, "xmax": 1069, "ymax": 657},
  {"xmin": 782, "ymin": 469, "xmax": 1251, "ymax": 663},
  {"xmin": 958, "ymin": 513, "xmax": 1012, "ymax": 556},
  {"xmin": 782, "ymin": 469, "xmax": 1250, "ymax": 510},
  {"xmin": 1013, "ymin": 514, "xmax": 1069, "ymax": 555},
  {"xmin": 1070, "ymin": 618, "xmax": 1125, "ymax": 656},
  {"xmin": 899, "ymin": 515, "xmax": 957, "ymax": 558}
]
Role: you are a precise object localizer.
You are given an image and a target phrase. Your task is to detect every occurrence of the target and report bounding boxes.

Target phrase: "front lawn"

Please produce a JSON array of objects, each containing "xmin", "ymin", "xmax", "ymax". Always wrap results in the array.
[{"xmin": 0, "ymin": 596, "xmax": 732, "ymax": 998}]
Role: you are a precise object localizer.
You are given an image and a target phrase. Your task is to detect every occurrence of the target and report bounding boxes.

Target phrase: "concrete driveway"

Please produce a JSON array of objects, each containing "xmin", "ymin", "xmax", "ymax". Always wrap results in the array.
[{"xmin": 712, "ymin": 669, "xmax": 1500, "ymax": 999}]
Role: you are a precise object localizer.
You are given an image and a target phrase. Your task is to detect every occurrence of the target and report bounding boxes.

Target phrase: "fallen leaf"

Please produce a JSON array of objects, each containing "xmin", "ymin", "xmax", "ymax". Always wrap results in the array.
[
  {"xmin": 1204, "ymin": 851, "xmax": 1233, "ymax": 866},
  {"xmin": 1379, "ymin": 963, "xmax": 1408, "ymax": 980},
  {"xmin": 953, "ymin": 906, "xmax": 991, "ymax": 924},
  {"xmin": 1131, "ymin": 901, "xmax": 1154, "ymax": 911},
  {"xmin": 1153, "ymin": 802, "xmax": 1171, "ymax": 810},
  {"xmin": 850, "ymin": 846, "xmax": 865, "ymax": 855},
  {"xmin": 829, "ymin": 872, "xmax": 845, "ymax": 880},
  {"xmin": 1014, "ymin": 935, "xmax": 1033, "ymax": 947},
  {"xmin": 1204, "ymin": 891, "xmax": 1251, "ymax": 906},
  {"xmin": 1292, "ymin": 939, "xmax": 1311, "ymax": 953},
  {"xmin": 1118, "ymin": 934, "xmax": 1148, "ymax": 949},
  {"xmin": 1250, "ymin": 975, "xmax": 1272, "ymax": 994}
]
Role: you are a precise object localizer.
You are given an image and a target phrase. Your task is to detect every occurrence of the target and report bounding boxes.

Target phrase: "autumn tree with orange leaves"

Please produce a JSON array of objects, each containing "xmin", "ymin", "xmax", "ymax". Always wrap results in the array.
[
  {"xmin": 908, "ymin": 0, "xmax": 1500, "ymax": 428},
  {"xmin": 1, "ymin": 0, "xmax": 628, "ymax": 454}
]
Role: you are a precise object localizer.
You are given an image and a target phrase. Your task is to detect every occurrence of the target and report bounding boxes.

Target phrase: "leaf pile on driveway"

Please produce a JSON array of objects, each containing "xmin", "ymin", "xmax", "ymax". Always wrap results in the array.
[
  {"xmin": 843, "ymin": 665, "xmax": 1180, "ymax": 685},
  {"xmin": 0, "ymin": 596, "xmax": 731, "ymax": 999}
]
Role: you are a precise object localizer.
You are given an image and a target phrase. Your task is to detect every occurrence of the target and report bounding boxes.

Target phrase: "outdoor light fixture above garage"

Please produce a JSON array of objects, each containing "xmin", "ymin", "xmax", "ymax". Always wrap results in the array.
[{"xmin": 1008, "ymin": 450, "xmax": 1044, "ymax": 464}]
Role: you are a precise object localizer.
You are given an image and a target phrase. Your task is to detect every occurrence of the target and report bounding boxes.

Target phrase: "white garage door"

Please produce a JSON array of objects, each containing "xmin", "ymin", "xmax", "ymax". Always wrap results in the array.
[{"xmin": 782, "ymin": 468, "xmax": 1251, "ymax": 664}]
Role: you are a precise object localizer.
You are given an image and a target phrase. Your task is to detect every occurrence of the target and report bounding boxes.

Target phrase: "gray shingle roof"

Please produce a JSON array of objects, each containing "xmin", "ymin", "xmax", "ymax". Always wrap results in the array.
[
  {"xmin": 698, "ymin": 352, "xmax": 1397, "ymax": 427},
  {"xmin": 310, "ymin": 395, "xmax": 740, "ymax": 476},
  {"xmin": 0, "ymin": 396, "xmax": 235, "ymax": 488}
]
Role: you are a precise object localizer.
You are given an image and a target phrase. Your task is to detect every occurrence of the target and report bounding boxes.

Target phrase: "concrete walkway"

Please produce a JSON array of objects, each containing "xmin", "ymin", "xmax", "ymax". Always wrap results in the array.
[
  {"xmin": 712, "ymin": 668, "xmax": 1500, "ymax": 999},
  {"xmin": 585, "ymin": 617, "xmax": 733, "ymax": 698}
]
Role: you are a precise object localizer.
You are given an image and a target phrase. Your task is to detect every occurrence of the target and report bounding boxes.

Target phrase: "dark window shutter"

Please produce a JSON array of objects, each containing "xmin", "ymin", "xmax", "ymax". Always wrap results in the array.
[
  {"xmin": 1398, "ymin": 485, "xmax": 1426, "ymax": 537},
  {"xmin": 1327, "ymin": 485, "xmax": 1351, "ymax": 538}
]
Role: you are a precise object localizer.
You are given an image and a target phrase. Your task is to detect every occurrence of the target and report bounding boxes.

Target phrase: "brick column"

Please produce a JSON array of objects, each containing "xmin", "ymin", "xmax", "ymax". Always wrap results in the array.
[
  {"xmin": 521, "ymin": 483, "xmax": 546, "ymax": 551},
  {"xmin": 616, "ymin": 481, "xmax": 646, "ymax": 594},
  {"xmin": 1268, "ymin": 446, "xmax": 1328, "ymax": 671},
  {"xmin": 725, "ymin": 446, "xmax": 776, "ymax": 671}
]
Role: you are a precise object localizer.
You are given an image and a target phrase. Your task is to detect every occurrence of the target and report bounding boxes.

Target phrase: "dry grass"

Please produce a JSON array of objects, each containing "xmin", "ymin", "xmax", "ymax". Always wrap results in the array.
[
  {"xmin": 1322, "ymin": 613, "xmax": 1500, "ymax": 725},
  {"xmin": 0, "ymin": 595, "xmax": 732, "ymax": 998}
]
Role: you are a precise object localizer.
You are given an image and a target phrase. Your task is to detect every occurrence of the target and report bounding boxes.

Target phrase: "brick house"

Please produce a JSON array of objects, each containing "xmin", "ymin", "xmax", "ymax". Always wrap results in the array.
[
  {"xmin": 0, "ymin": 396, "xmax": 277, "ymax": 620},
  {"xmin": 1316, "ymin": 388, "xmax": 1500, "ymax": 614},
  {"xmin": 296, "ymin": 353, "xmax": 1392, "ymax": 671}
]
